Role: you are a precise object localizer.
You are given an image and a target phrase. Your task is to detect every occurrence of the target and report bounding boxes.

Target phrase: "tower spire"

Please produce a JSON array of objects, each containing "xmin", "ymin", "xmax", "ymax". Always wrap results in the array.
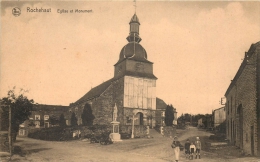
[{"xmin": 126, "ymin": 13, "xmax": 141, "ymax": 43}]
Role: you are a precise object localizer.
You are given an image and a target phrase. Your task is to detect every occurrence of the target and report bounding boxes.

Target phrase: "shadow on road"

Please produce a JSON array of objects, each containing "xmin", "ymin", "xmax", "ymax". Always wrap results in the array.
[{"xmin": 13, "ymin": 145, "xmax": 52, "ymax": 157}]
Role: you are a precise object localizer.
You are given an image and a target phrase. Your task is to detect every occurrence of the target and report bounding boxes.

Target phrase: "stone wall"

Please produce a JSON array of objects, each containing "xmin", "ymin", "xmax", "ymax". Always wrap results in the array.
[
  {"xmin": 256, "ymin": 43, "xmax": 260, "ymax": 157},
  {"xmin": 120, "ymin": 125, "xmax": 147, "ymax": 137},
  {"xmin": 68, "ymin": 75, "xmax": 164, "ymax": 138},
  {"xmin": 69, "ymin": 77, "xmax": 124, "ymax": 126},
  {"xmin": 92, "ymin": 77, "xmax": 124, "ymax": 125},
  {"xmin": 225, "ymin": 44, "xmax": 259, "ymax": 156},
  {"xmin": 123, "ymin": 107, "xmax": 156, "ymax": 127}
]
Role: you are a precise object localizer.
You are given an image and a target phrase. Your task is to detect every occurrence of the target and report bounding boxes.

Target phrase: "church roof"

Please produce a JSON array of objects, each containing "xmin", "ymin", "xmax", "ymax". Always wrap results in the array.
[
  {"xmin": 115, "ymin": 42, "xmax": 152, "ymax": 65},
  {"xmin": 123, "ymin": 71, "xmax": 157, "ymax": 80},
  {"xmin": 74, "ymin": 78, "xmax": 114, "ymax": 105},
  {"xmin": 130, "ymin": 13, "xmax": 140, "ymax": 24}
]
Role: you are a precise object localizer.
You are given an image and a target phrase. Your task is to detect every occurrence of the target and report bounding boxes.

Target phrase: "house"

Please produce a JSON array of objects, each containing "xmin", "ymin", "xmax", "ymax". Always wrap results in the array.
[
  {"xmin": 18, "ymin": 104, "xmax": 69, "ymax": 136},
  {"xmin": 197, "ymin": 114, "xmax": 213, "ymax": 129},
  {"xmin": 212, "ymin": 107, "xmax": 226, "ymax": 128},
  {"xmin": 198, "ymin": 118, "xmax": 203, "ymax": 128},
  {"xmin": 224, "ymin": 41, "xmax": 260, "ymax": 156}
]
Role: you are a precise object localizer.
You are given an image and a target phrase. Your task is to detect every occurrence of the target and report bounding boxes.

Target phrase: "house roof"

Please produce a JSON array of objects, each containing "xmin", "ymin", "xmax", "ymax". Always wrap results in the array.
[
  {"xmin": 156, "ymin": 97, "xmax": 167, "ymax": 110},
  {"xmin": 225, "ymin": 41, "xmax": 260, "ymax": 96},
  {"xmin": 213, "ymin": 107, "xmax": 225, "ymax": 112},
  {"xmin": 32, "ymin": 104, "xmax": 69, "ymax": 112}
]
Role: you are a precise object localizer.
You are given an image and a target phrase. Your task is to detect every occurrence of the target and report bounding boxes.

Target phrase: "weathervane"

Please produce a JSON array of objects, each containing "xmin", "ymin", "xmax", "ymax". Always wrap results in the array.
[{"xmin": 133, "ymin": 0, "xmax": 137, "ymax": 13}]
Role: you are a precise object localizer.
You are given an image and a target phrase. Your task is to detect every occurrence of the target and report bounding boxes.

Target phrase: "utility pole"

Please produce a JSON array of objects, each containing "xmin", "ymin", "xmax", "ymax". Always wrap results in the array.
[{"xmin": 8, "ymin": 105, "xmax": 12, "ymax": 159}]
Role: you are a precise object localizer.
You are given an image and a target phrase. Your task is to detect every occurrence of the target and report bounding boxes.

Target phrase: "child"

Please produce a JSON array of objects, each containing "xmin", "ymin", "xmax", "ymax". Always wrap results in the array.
[
  {"xmin": 195, "ymin": 137, "xmax": 202, "ymax": 159},
  {"xmin": 189, "ymin": 142, "xmax": 196, "ymax": 160},
  {"xmin": 184, "ymin": 139, "xmax": 191, "ymax": 159}
]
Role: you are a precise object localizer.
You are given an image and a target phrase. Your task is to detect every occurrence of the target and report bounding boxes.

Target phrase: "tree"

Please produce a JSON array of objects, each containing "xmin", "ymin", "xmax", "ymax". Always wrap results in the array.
[
  {"xmin": 0, "ymin": 87, "xmax": 34, "ymax": 134},
  {"xmin": 81, "ymin": 103, "xmax": 95, "ymax": 126},
  {"xmin": 59, "ymin": 113, "xmax": 66, "ymax": 127},
  {"xmin": 71, "ymin": 112, "xmax": 78, "ymax": 127},
  {"xmin": 165, "ymin": 104, "xmax": 174, "ymax": 126},
  {"xmin": 216, "ymin": 120, "xmax": 226, "ymax": 134}
]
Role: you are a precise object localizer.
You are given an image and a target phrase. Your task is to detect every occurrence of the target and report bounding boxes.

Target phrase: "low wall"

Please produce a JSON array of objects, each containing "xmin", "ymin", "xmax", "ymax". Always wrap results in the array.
[{"xmin": 120, "ymin": 125, "xmax": 147, "ymax": 138}]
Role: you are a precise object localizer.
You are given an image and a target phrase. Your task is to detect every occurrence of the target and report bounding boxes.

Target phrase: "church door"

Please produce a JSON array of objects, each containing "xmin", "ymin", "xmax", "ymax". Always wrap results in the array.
[{"xmin": 136, "ymin": 112, "xmax": 143, "ymax": 125}]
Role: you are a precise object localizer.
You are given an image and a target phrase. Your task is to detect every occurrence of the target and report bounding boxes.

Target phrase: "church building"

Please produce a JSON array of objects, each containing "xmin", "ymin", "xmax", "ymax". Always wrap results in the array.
[{"xmin": 69, "ymin": 13, "xmax": 175, "ymax": 134}]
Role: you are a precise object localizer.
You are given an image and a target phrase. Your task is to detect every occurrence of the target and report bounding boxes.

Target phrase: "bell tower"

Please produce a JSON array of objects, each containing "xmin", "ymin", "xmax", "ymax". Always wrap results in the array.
[{"xmin": 113, "ymin": 13, "xmax": 157, "ymax": 110}]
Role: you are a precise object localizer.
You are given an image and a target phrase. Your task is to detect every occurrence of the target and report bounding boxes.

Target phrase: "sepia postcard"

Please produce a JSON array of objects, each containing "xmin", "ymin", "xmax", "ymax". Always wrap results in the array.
[{"xmin": 1, "ymin": 1, "xmax": 260, "ymax": 162}]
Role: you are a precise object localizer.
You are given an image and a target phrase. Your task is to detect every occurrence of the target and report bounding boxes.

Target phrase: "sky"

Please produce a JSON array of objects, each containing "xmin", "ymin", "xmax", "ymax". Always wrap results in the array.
[{"xmin": 1, "ymin": 1, "xmax": 260, "ymax": 116}]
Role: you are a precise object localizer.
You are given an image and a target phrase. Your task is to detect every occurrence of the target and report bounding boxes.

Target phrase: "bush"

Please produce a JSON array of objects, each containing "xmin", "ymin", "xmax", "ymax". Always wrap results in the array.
[{"xmin": 28, "ymin": 127, "xmax": 73, "ymax": 141}]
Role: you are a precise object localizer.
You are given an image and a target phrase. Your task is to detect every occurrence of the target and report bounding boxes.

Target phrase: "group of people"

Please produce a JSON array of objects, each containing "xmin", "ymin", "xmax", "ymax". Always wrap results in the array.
[
  {"xmin": 171, "ymin": 136, "xmax": 201, "ymax": 162},
  {"xmin": 184, "ymin": 137, "xmax": 201, "ymax": 160}
]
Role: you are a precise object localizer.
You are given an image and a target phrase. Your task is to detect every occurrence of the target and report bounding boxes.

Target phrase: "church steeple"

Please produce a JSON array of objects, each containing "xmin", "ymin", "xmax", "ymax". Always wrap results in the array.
[{"xmin": 126, "ymin": 14, "xmax": 142, "ymax": 43}]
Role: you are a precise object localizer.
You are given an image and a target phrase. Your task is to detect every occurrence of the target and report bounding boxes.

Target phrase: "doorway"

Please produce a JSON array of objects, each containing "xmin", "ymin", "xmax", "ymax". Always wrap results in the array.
[
  {"xmin": 237, "ymin": 104, "xmax": 243, "ymax": 148},
  {"xmin": 251, "ymin": 125, "xmax": 254, "ymax": 155},
  {"xmin": 136, "ymin": 112, "xmax": 143, "ymax": 125}
]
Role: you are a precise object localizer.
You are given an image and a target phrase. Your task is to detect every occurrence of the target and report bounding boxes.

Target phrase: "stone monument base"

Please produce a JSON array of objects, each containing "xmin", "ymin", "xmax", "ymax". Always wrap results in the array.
[{"xmin": 110, "ymin": 133, "xmax": 122, "ymax": 142}]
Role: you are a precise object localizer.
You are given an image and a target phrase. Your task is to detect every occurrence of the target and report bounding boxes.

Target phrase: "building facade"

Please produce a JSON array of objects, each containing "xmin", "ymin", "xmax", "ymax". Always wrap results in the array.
[
  {"xmin": 225, "ymin": 41, "xmax": 260, "ymax": 156},
  {"xmin": 19, "ymin": 104, "xmax": 69, "ymax": 136},
  {"xmin": 69, "ymin": 14, "xmax": 176, "ymax": 134},
  {"xmin": 212, "ymin": 107, "xmax": 226, "ymax": 128}
]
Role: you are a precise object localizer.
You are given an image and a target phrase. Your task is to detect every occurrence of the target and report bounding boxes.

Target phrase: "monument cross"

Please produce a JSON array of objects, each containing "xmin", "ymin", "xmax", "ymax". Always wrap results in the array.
[{"xmin": 130, "ymin": 114, "xmax": 138, "ymax": 138}]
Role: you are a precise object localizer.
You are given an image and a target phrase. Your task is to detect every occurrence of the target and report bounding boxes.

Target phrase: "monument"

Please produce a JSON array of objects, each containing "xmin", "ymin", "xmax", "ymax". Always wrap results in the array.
[{"xmin": 110, "ymin": 103, "xmax": 121, "ymax": 142}]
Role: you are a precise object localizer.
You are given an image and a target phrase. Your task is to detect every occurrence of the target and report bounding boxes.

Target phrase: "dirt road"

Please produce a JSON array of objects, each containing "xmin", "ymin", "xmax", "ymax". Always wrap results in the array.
[{"xmin": 1, "ymin": 127, "xmax": 259, "ymax": 162}]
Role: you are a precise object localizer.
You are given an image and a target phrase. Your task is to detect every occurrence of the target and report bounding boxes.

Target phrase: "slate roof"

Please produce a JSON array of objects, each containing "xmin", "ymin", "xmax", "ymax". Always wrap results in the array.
[
  {"xmin": 74, "ymin": 78, "xmax": 114, "ymax": 104},
  {"xmin": 115, "ymin": 42, "xmax": 152, "ymax": 65},
  {"xmin": 225, "ymin": 41, "xmax": 260, "ymax": 96},
  {"xmin": 130, "ymin": 13, "xmax": 140, "ymax": 24}
]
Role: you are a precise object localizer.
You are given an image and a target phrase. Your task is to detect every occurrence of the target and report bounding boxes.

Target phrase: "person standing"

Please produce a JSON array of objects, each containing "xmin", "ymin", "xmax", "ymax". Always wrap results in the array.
[
  {"xmin": 171, "ymin": 136, "xmax": 182, "ymax": 162},
  {"xmin": 195, "ymin": 136, "xmax": 202, "ymax": 159},
  {"xmin": 189, "ymin": 142, "xmax": 196, "ymax": 160},
  {"xmin": 184, "ymin": 139, "xmax": 191, "ymax": 159}
]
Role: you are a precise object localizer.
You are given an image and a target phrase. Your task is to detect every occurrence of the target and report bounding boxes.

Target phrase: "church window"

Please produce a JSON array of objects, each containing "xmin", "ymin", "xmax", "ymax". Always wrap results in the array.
[{"xmin": 130, "ymin": 24, "xmax": 139, "ymax": 33}]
